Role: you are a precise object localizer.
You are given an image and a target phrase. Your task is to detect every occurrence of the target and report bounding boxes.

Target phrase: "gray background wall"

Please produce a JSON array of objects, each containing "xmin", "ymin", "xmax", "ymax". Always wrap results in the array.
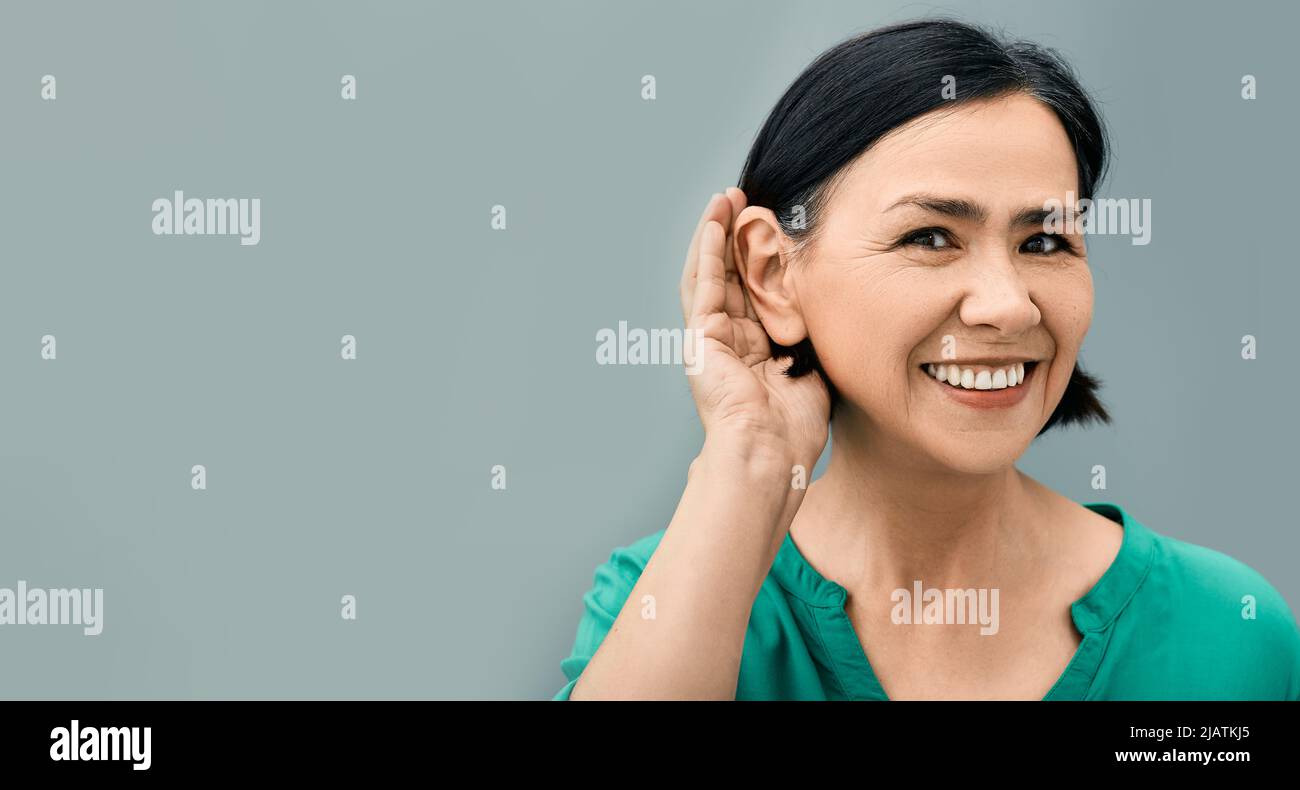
[{"xmin": 0, "ymin": 0, "xmax": 1294, "ymax": 699}]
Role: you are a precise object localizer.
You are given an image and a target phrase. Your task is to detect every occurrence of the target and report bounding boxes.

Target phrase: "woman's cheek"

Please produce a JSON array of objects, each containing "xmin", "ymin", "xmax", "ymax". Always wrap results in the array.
[
  {"xmin": 798, "ymin": 288, "xmax": 870, "ymax": 393},
  {"xmin": 805, "ymin": 275, "xmax": 929, "ymax": 409},
  {"xmin": 1045, "ymin": 267, "xmax": 1094, "ymax": 352},
  {"xmin": 804, "ymin": 303, "xmax": 874, "ymax": 397},
  {"xmin": 1033, "ymin": 267, "xmax": 1094, "ymax": 406}
]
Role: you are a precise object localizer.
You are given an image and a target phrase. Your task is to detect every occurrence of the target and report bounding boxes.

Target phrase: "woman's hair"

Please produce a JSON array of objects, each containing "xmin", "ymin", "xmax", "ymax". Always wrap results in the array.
[{"xmin": 737, "ymin": 18, "xmax": 1111, "ymax": 435}]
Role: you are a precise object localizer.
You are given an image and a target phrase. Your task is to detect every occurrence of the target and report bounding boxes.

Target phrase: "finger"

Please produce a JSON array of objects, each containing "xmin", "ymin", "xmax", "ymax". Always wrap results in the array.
[
  {"xmin": 680, "ymin": 194, "xmax": 723, "ymax": 318},
  {"xmin": 690, "ymin": 221, "xmax": 728, "ymax": 324},
  {"xmin": 723, "ymin": 187, "xmax": 747, "ymax": 219},
  {"xmin": 737, "ymin": 316, "xmax": 773, "ymax": 365},
  {"xmin": 741, "ymin": 280, "xmax": 759, "ymax": 322},
  {"xmin": 680, "ymin": 193, "xmax": 731, "ymax": 322},
  {"xmin": 722, "ymin": 188, "xmax": 761, "ymax": 321},
  {"xmin": 722, "ymin": 189, "xmax": 754, "ymax": 315}
]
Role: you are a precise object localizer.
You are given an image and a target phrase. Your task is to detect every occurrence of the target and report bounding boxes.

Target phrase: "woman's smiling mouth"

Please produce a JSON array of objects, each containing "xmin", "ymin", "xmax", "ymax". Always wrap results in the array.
[{"xmin": 918, "ymin": 359, "xmax": 1042, "ymax": 409}]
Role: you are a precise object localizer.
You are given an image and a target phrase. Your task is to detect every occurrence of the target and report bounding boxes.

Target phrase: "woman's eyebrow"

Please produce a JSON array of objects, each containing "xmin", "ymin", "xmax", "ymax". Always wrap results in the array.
[
  {"xmin": 884, "ymin": 193, "xmax": 1077, "ymax": 229},
  {"xmin": 1011, "ymin": 207, "xmax": 1056, "ymax": 228},
  {"xmin": 885, "ymin": 194, "xmax": 987, "ymax": 223}
]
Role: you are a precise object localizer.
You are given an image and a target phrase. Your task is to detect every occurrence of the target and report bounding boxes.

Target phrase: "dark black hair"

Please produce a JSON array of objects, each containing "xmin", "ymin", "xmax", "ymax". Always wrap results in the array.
[{"xmin": 737, "ymin": 18, "xmax": 1110, "ymax": 435}]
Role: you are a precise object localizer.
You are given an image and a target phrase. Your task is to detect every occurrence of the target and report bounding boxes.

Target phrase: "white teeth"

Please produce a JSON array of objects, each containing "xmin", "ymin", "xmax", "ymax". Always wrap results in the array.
[{"xmin": 924, "ymin": 361, "xmax": 1030, "ymax": 391}]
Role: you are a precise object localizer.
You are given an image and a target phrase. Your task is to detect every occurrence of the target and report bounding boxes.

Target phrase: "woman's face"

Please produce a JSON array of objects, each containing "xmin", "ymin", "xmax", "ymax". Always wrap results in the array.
[{"xmin": 792, "ymin": 92, "xmax": 1092, "ymax": 474}]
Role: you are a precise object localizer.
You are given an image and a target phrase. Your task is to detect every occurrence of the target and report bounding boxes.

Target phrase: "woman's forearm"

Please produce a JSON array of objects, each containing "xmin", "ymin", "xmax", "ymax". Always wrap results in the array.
[{"xmin": 569, "ymin": 434, "xmax": 807, "ymax": 699}]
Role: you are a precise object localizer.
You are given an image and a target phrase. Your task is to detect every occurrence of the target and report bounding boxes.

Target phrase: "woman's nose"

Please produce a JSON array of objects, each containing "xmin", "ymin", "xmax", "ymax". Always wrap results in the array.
[{"xmin": 956, "ymin": 251, "xmax": 1040, "ymax": 335}]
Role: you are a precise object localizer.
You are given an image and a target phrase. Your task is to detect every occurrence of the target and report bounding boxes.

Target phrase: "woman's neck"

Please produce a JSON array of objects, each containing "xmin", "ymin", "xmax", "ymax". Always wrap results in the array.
[{"xmin": 790, "ymin": 416, "xmax": 1057, "ymax": 596}]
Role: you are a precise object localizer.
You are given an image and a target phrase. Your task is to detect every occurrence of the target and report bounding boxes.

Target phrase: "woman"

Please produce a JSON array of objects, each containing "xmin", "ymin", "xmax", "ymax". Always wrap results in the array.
[{"xmin": 554, "ymin": 19, "xmax": 1300, "ymax": 700}]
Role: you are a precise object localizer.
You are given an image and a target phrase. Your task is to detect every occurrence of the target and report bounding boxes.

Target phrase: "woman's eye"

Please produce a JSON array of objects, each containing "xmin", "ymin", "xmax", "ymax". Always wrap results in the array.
[
  {"xmin": 1022, "ymin": 233, "xmax": 1070, "ymax": 254},
  {"xmin": 903, "ymin": 228, "xmax": 953, "ymax": 249}
]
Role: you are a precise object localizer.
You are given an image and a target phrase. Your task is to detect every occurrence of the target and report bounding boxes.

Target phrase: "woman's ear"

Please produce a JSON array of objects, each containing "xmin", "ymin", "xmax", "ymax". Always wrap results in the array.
[{"xmin": 732, "ymin": 206, "xmax": 809, "ymax": 346}]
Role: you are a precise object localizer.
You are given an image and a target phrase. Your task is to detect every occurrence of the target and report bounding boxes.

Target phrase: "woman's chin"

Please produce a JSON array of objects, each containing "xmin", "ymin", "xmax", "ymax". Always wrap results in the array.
[{"xmin": 919, "ymin": 440, "xmax": 1029, "ymax": 477}]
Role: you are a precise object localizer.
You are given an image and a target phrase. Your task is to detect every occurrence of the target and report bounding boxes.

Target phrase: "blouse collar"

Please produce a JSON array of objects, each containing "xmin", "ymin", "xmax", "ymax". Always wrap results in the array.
[{"xmin": 770, "ymin": 500, "xmax": 1156, "ymax": 629}]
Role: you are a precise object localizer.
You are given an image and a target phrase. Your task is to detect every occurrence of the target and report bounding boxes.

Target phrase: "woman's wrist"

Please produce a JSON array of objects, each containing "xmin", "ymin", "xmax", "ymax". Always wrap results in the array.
[
  {"xmin": 696, "ymin": 430, "xmax": 807, "ymax": 478},
  {"xmin": 691, "ymin": 432, "xmax": 812, "ymax": 538},
  {"xmin": 670, "ymin": 433, "xmax": 808, "ymax": 603}
]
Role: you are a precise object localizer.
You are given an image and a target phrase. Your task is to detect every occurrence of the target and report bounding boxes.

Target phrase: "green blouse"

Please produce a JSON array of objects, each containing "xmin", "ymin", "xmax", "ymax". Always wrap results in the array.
[{"xmin": 554, "ymin": 502, "xmax": 1300, "ymax": 700}]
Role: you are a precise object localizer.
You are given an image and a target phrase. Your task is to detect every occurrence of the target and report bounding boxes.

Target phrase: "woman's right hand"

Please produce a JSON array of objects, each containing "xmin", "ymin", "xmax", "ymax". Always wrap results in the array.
[
  {"xmin": 679, "ymin": 189, "xmax": 831, "ymax": 470},
  {"xmin": 568, "ymin": 190, "xmax": 829, "ymax": 700}
]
